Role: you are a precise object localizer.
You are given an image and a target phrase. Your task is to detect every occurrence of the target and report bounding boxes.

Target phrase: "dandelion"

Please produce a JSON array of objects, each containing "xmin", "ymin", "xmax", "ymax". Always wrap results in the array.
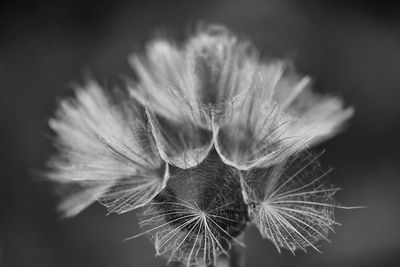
[{"xmin": 47, "ymin": 24, "xmax": 355, "ymax": 266}]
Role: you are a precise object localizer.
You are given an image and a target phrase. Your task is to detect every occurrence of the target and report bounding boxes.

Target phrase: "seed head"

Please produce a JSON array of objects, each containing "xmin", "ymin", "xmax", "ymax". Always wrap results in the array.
[{"xmin": 47, "ymin": 24, "xmax": 354, "ymax": 265}]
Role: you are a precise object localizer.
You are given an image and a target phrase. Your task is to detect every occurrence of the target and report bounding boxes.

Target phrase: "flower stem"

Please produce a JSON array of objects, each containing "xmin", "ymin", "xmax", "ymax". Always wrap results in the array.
[
  {"xmin": 215, "ymin": 234, "xmax": 245, "ymax": 267},
  {"xmin": 227, "ymin": 241, "xmax": 245, "ymax": 267}
]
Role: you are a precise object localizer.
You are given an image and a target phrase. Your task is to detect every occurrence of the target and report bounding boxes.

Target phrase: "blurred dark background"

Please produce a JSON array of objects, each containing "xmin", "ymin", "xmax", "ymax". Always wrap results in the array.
[{"xmin": 1, "ymin": 0, "xmax": 400, "ymax": 266}]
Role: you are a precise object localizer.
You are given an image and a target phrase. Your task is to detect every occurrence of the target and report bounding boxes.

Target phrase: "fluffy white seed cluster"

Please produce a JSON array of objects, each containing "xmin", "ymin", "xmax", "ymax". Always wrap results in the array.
[
  {"xmin": 135, "ymin": 153, "xmax": 247, "ymax": 266},
  {"xmin": 47, "ymin": 24, "xmax": 354, "ymax": 266}
]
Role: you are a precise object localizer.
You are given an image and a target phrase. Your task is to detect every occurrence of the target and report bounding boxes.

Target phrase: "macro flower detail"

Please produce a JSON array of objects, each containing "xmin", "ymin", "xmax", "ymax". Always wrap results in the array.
[
  {"xmin": 47, "ymin": 24, "xmax": 354, "ymax": 266},
  {"xmin": 135, "ymin": 151, "xmax": 248, "ymax": 266},
  {"xmin": 241, "ymin": 151, "xmax": 338, "ymax": 254},
  {"xmin": 48, "ymin": 84, "xmax": 169, "ymax": 216}
]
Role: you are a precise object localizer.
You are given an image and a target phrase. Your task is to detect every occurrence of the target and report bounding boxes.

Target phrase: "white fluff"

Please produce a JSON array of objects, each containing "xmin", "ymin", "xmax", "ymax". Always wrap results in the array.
[
  {"xmin": 241, "ymin": 151, "xmax": 340, "ymax": 253},
  {"xmin": 47, "ymin": 24, "xmax": 355, "ymax": 262},
  {"xmin": 48, "ymin": 82, "xmax": 168, "ymax": 216},
  {"xmin": 129, "ymin": 24, "xmax": 353, "ymax": 170}
]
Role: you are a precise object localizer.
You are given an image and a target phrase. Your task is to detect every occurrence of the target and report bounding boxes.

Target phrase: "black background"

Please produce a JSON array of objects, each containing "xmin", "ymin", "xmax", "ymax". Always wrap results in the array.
[{"xmin": 1, "ymin": 1, "xmax": 400, "ymax": 266}]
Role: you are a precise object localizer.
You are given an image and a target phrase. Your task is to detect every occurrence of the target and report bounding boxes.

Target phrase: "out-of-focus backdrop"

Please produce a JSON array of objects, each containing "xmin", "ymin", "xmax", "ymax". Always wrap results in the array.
[{"xmin": 1, "ymin": 0, "xmax": 400, "ymax": 266}]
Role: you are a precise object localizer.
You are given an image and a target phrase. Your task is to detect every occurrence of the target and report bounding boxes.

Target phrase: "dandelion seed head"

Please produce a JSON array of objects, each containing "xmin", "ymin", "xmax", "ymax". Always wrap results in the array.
[{"xmin": 47, "ymin": 23, "xmax": 355, "ymax": 264}]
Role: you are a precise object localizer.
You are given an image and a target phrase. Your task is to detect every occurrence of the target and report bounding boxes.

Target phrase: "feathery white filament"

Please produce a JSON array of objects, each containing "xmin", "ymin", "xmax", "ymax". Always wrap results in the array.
[
  {"xmin": 132, "ymin": 152, "xmax": 247, "ymax": 266},
  {"xmin": 48, "ymin": 82, "xmax": 168, "ymax": 216},
  {"xmin": 241, "ymin": 152, "xmax": 341, "ymax": 253},
  {"xmin": 137, "ymin": 199, "xmax": 243, "ymax": 267}
]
